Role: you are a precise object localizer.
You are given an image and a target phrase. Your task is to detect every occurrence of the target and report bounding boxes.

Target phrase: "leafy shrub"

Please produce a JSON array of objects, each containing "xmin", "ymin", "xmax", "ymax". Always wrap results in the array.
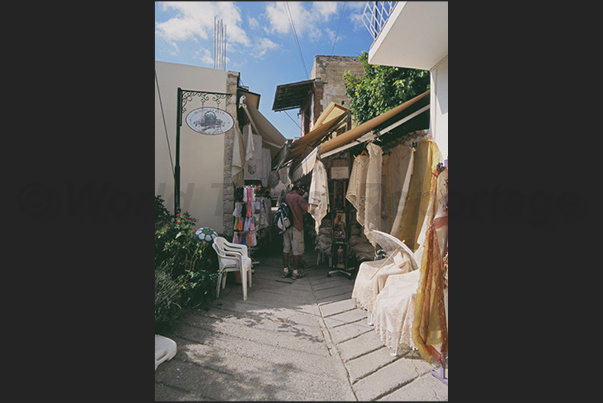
[
  {"xmin": 155, "ymin": 260, "xmax": 183, "ymax": 333},
  {"xmin": 155, "ymin": 195, "xmax": 173, "ymax": 231},
  {"xmin": 155, "ymin": 210, "xmax": 200, "ymax": 279},
  {"xmin": 154, "ymin": 196, "xmax": 219, "ymax": 331}
]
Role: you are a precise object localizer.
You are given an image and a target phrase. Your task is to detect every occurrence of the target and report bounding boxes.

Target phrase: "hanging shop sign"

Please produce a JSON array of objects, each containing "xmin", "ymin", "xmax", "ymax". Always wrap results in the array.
[{"xmin": 186, "ymin": 107, "xmax": 234, "ymax": 135}]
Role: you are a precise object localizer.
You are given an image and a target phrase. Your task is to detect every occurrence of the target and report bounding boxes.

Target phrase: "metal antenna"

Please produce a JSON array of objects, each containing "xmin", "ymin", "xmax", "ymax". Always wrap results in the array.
[{"xmin": 214, "ymin": 17, "xmax": 227, "ymax": 70}]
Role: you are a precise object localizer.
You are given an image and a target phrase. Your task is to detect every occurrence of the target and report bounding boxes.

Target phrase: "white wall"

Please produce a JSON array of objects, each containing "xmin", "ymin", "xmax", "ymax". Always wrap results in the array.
[
  {"xmin": 155, "ymin": 61, "xmax": 229, "ymax": 230},
  {"xmin": 430, "ymin": 56, "xmax": 448, "ymax": 164}
]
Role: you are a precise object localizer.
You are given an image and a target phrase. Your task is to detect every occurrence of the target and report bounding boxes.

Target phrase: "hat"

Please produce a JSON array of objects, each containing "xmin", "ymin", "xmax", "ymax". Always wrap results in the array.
[{"xmin": 293, "ymin": 182, "xmax": 307, "ymax": 191}]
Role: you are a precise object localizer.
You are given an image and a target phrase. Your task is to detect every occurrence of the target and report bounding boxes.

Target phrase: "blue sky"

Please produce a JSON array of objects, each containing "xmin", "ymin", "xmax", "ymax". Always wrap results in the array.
[{"xmin": 155, "ymin": 1, "xmax": 374, "ymax": 139}]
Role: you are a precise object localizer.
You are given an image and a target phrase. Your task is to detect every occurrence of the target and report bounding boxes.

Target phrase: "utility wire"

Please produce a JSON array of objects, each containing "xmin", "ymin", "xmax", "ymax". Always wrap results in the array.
[
  {"xmin": 155, "ymin": 68, "xmax": 175, "ymax": 178},
  {"xmin": 331, "ymin": 2, "xmax": 346, "ymax": 55},
  {"xmin": 284, "ymin": 110, "xmax": 302, "ymax": 130},
  {"xmin": 284, "ymin": 2, "xmax": 308, "ymax": 78}
]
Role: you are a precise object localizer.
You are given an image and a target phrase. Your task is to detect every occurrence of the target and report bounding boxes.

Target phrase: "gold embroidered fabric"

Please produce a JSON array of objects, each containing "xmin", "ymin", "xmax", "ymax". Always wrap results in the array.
[
  {"xmin": 412, "ymin": 191, "xmax": 448, "ymax": 363},
  {"xmin": 392, "ymin": 139, "xmax": 441, "ymax": 252}
]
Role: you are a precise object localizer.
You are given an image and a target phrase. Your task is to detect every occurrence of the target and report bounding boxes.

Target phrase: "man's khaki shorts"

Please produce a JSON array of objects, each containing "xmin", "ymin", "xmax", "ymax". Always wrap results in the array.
[{"xmin": 283, "ymin": 227, "xmax": 304, "ymax": 256}]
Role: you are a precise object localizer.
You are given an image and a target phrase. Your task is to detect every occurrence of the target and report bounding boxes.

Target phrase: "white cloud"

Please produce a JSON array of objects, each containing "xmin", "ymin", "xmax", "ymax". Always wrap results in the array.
[
  {"xmin": 325, "ymin": 27, "xmax": 345, "ymax": 46},
  {"xmin": 347, "ymin": 1, "xmax": 368, "ymax": 32},
  {"xmin": 313, "ymin": 2, "xmax": 339, "ymax": 21},
  {"xmin": 194, "ymin": 48, "xmax": 215, "ymax": 66},
  {"xmin": 253, "ymin": 37, "xmax": 280, "ymax": 59},
  {"xmin": 264, "ymin": 2, "xmax": 342, "ymax": 41},
  {"xmin": 248, "ymin": 16, "xmax": 260, "ymax": 30},
  {"xmin": 155, "ymin": 1, "xmax": 250, "ymax": 51}
]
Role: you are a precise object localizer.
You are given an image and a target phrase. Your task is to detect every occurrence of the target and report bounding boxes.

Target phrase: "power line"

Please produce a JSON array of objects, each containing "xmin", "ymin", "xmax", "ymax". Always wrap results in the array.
[
  {"xmin": 284, "ymin": 2, "xmax": 308, "ymax": 78},
  {"xmin": 331, "ymin": 2, "xmax": 346, "ymax": 55},
  {"xmin": 284, "ymin": 110, "xmax": 302, "ymax": 130},
  {"xmin": 155, "ymin": 68, "xmax": 175, "ymax": 178}
]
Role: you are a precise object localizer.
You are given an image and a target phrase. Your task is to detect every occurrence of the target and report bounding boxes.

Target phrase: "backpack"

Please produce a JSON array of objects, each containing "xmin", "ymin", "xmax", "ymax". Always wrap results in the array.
[{"xmin": 274, "ymin": 201, "xmax": 292, "ymax": 234}]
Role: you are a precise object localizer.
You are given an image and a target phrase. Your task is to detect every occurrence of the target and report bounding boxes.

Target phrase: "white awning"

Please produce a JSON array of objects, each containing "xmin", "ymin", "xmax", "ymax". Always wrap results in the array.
[{"xmin": 240, "ymin": 96, "xmax": 287, "ymax": 159}]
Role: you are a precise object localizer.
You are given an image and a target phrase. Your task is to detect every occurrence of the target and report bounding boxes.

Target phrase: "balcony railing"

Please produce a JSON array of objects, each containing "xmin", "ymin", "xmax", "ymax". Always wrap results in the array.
[{"xmin": 362, "ymin": 1, "xmax": 397, "ymax": 40}]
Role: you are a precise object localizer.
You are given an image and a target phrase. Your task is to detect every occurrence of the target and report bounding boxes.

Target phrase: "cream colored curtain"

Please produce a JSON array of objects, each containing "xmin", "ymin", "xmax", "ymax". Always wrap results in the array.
[
  {"xmin": 392, "ymin": 139, "xmax": 441, "ymax": 251},
  {"xmin": 308, "ymin": 159, "xmax": 329, "ymax": 234},
  {"xmin": 364, "ymin": 143, "xmax": 383, "ymax": 246}
]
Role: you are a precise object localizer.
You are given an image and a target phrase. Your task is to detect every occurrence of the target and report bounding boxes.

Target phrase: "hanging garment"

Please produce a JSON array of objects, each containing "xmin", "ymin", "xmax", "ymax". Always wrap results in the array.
[
  {"xmin": 243, "ymin": 124, "xmax": 254, "ymax": 162},
  {"xmin": 364, "ymin": 143, "xmax": 384, "ymax": 246},
  {"xmin": 414, "ymin": 167, "xmax": 448, "ymax": 267},
  {"xmin": 231, "ymin": 125, "xmax": 246, "ymax": 187},
  {"xmin": 246, "ymin": 231, "xmax": 257, "ymax": 247},
  {"xmin": 232, "ymin": 202, "xmax": 242, "ymax": 217},
  {"xmin": 412, "ymin": 193, "xmax": 448, "ymax": 363},
  {"xmin": 387, "ymin": 144, "xmax": 414, "ymax": 234},
  {"xmin": 261, "ymin": 147, "xmax": 271, "ymax": 187},
  {"xmin": 232, "ymin": 232, "xmax": 240, "ymax": 244},
  {"xmin": 308, "ymin": 159, "xmax": 329, "ymax": 235},
  {"xmin": 393, "ymin": 139, "xmax": 441, "ymax": 252},
  {"xmin": 244, "ymin": 134, "xmax": 263, "ymax": 181},
  {"xmin": 346, "ymin": 153, "xmax": 369, "ymax": 227},
  {"xmin": 237, "ymin": 216, "xmax": 243, "ymax": 231}
]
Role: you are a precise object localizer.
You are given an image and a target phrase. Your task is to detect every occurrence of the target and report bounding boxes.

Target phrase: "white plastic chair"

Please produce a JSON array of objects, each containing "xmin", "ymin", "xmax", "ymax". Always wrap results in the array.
[{"xmin": 212, "ymin": 237, "xmax": 252, "ymax": 301}]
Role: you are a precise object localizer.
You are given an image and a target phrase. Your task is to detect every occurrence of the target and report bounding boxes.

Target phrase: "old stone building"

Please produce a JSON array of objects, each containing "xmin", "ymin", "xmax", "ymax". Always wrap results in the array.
[
  {"xmin": 272, "ymin": 55, "xmax": 365, "ymax": 137},
  {"xmin": 310, "ymin": 55, "xmax": 365, "ymax": 112}
]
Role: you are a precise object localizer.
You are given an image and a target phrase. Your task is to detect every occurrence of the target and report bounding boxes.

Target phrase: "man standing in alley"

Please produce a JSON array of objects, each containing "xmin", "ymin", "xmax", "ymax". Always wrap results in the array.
[{"xmin": 282, "ymin": 182, "xmax": 309, "ymax": 280}]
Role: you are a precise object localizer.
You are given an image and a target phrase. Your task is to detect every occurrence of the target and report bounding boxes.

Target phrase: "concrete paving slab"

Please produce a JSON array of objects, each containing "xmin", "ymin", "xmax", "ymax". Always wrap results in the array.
[
  {"xmin": 319, "ymin": 298, "xmax": 356, "ymax": 317},
  {"xmin": 337, "ymin": 330, "xmax": 385, "ymax": 362},
  {"xmin": 346, "ymin": 347, "xmax": 401, "ymax": 384},
  {"xmin": 329, "ymin": 321, "xmax": 374, "ymax": 345},
  {"xmin": 155, "ymin": 357, "xmax": 295, "ymax": 401},
  {"xmin": 353, "ymin": 356, "xmax": 434, "ymax": 401},
  {"xmin": 178, "ymin": 314, "xmax": 330, "ymax": 357},
  {"xmin": 313, "ymin": 284, "xmax": 354, "ymax": 299},
  {"xmin": 378, "ymin": 371, "xmax": 448, "ymax": 401},
  {"xmin": 324, "ymin": 309, "xmax": 369, "ymax": 329},
  {"xmin": 188, "ymin": 306, "xmax": 325, "ymax": 342},
  {"xmin": 173, "ymin": 337, "xmax": 356, "ymax": 401},
  {"xmin": 311, "ymin": 278, "xmax": 349, "ymax": 291},
  {"xmin": 169, "ymin": 331, "xmax": 345, "ymax": 381},
  {"xmin": 155, "ymin": 381, "xmax": 211, "ymax": 401},
  {"xmin": 156, "ymin": 246, "xmax": 448, "ymax": 401}
]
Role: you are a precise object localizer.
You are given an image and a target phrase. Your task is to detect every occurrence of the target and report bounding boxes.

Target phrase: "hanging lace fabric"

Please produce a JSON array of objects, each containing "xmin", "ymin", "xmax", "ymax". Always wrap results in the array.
[
  {"xmin": 364, "ymin": 143, "xmax": 384, "ymax": 246},
  {"xmin": 387, "ymin": 143, "xmax": 415, "ymax": 234},
  {"xmin": 346, "ymin": 152, "xmax": 369, "ymax": 227},
  {"xmin": 308, "ymin": 159, "xmax": 329, "ymax": 234}
]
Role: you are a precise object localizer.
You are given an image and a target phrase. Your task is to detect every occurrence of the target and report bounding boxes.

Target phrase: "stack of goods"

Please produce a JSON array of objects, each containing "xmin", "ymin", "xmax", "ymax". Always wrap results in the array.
[
  {"xmin": 349, "ymin": 223, "xmax": 375, "ymax": 261},
  {"xmin": 314, "ymin": 219, "xmax": 332, "ymax": 257}
]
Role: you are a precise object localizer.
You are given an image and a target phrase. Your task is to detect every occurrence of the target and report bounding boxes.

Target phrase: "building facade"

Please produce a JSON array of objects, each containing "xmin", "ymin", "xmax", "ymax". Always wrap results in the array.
[{"xmin": 273, "ymin": 55, "xmax": 365, "ymax": 138}]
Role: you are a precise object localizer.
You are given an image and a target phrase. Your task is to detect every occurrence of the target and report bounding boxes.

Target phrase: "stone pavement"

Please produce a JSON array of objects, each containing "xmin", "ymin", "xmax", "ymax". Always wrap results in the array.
[{"xmin": 155, "ymin": 244, "xmax": 448, "ymax": 401}]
